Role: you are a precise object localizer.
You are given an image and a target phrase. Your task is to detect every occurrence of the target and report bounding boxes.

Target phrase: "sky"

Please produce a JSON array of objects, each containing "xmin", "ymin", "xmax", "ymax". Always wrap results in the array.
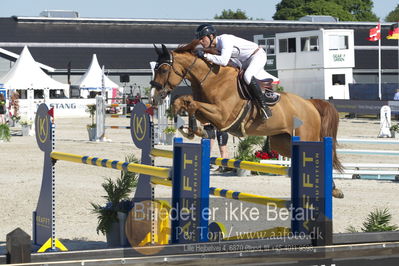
[{"xmin": 0, "ymin": 0, "xmax": 397, "ymax": 22}]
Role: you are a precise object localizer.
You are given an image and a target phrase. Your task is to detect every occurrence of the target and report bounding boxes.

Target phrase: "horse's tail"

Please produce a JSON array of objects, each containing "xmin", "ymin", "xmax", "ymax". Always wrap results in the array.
[{"xmin": 309, "ymin": 99, "xmax": 344, "ymax": 172}]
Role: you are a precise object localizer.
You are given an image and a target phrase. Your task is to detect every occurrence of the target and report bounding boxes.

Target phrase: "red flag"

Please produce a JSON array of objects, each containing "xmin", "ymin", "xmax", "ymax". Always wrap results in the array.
[
  {"xmin": 48, "ymin": 107, "xmax": 54, "ymax": 118},
  {"xmin": 145, "ymin": 106, "xmax": 154, "ymax": 116},
  {"xmin": 387, "ymin": 23, "xmax": 399, "ymax": 40},
  {"xmin": 368, "ymin": 23, "xmax": 381, "ymax": 41}
]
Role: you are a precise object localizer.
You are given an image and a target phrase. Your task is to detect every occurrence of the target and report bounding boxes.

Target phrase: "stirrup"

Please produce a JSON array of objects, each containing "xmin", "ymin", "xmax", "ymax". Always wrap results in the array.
[{"xmin": 263, "ymin": 91, "xmax": 280, "ymax": 106}]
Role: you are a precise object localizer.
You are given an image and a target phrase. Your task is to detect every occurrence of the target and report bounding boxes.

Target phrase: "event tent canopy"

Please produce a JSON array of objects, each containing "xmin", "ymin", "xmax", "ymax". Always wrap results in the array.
[
  {"xmin": 0, "ymin": 46, "xmax": 68, "ymax": 90},
  {"xmin": 75, "ymin": 54, "xmax": 119, "ymax": 91}
]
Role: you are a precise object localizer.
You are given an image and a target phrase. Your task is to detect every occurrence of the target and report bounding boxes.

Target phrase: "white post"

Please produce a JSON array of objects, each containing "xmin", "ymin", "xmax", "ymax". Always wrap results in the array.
[
  {"xmin": 96, "ymin": 95, "xmax": 105, "ymax": 141},
  {"xmin": 101, "ymin": 65, "xmax": 105, "ymax": 98},
  {"xmin": 378, "ymin": 105, "xmax": 392, "ymax": 138},
  {"xmin": 27, "ymin": 89, "xmax": 36, "ymax": 135}
]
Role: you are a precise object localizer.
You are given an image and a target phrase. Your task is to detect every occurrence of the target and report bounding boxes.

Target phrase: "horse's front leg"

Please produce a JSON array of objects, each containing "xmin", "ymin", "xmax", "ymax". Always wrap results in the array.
[
  {"xmin": 173, "ymin": 95, "xmax": 225, "ymax": 128},
  {"xmin": 173, "ymin": 96, "xmax": 207, "ymax": 139}
]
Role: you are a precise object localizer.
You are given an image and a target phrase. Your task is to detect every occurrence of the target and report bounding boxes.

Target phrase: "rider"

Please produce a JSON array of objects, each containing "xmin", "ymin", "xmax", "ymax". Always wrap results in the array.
[{"xmin": 194, "ymin": 24, "xmax": 279, "ymax": 120}]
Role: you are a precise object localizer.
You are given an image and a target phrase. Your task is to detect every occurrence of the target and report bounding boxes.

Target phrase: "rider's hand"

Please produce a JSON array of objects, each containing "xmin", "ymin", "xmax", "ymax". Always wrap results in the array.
[{"xmin": 195, "ymin": 49, "xmax": 205, "ymax": 59}]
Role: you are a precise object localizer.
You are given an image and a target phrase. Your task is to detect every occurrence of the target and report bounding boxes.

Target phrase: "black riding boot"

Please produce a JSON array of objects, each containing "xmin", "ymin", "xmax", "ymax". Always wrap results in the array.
[{"xmin": 248, "ymin": 77, "xmax": 272, "ymax": 120}]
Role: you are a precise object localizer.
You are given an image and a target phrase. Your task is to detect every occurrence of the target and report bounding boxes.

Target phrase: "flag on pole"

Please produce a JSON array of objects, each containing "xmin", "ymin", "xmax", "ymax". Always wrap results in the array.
[
  {"xmin": 368, "ymin": 23, "xmax": 381, "ymax": 41},
  {"xmin": 386, "ymin": 23, "xmax": 399, "ymax": 40}
]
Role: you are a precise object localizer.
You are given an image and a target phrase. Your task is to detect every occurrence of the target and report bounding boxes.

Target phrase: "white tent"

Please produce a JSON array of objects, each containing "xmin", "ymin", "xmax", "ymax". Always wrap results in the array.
[
  {"xmin": 75, "ymin": 54, "xmax": 120, "ymax": 98},
  {"xmin": 0, "ymin": 46, "xmax": 69, "ymax": 91}
]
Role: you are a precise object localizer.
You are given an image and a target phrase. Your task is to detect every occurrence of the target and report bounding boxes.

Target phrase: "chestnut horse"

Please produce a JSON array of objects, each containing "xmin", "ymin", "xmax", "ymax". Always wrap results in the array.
[{"xmin": 150, "ymin": 42, "xmax": 344, "ymax": 198}]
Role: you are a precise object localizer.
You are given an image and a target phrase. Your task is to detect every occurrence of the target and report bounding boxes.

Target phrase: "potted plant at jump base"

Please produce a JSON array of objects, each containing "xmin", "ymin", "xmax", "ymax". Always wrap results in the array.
[
  {"xmin": 163, "ymin": 107, "xmax": 176, "ymax": 145},
  {"xmin": 254, "ymin": 137, "xmax": 280, "ymax": 175},
  {"xmin": 19, "ymin": 118, "xmax": 33, "ymax": 136},
  {"xmin": 390, "ymin": 123, "xmax": 399, "ymax": 138},
  {"xmin": 163, "ymin": 126, "xmax": 177, "ymax": 145},
  {"xmin": 234, "ymin": 136, "xmax": 265, "ymax": 176},
  {"xmin": 91, "ymin": 154, "xmax": 139, "ymax": 247},
  {"xmin": 86, "ymin": 104, "xmax": 97, "ymax": 141},
  {"xmin": 9, "ymin": 114, "xmax": 21, "ymax": 127}
]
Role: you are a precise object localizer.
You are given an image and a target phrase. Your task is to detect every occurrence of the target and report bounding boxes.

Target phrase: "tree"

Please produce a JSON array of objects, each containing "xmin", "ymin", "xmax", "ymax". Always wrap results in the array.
[
  {"xmin": 385, "ymin": 4, "xmax": 399, "ymax": 22},
  {"xmin": 273, "ymin": 0, "xmax": 378, "ymax": 21},
  {"xmin": 214, "ymin": 9, "xmax": 249, "ymax": 20}
]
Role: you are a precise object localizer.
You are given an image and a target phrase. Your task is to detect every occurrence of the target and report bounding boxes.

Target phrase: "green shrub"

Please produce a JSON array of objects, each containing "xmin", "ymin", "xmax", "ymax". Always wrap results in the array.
[
  {"xmin": 91, "ymin": 154, "xmax": 139, "ymax": 235},
  {"xmin": 0, "ymin": 124, "xmax": 11, "ymax": 141},
  {"xmin": 234, "ymin": 136, "xmax": 265, "ymax": 161},
  {"xmin": 345, "ymin": 208, "xmax": 398, "ymax": 233}
]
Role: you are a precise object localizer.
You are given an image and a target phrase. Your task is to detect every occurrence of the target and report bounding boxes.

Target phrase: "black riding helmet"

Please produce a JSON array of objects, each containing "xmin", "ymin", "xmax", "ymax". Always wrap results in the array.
[{"xmin": 195, "ymin": 24, "xmax": 216, "ymax": 39}]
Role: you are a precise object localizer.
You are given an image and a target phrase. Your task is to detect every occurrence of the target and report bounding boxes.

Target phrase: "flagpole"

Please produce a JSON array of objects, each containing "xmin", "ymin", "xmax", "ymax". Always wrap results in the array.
[
  {"xmin": 397, "ymin": 21, "xmax": 399, "ymax": 90},
  {"xmin": 378, "ymin": 34, "xmax": 381, "ymax": 100}
]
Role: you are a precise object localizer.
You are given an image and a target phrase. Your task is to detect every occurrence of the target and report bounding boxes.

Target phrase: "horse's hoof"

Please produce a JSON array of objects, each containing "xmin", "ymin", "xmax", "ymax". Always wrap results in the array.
[
  {"xmin": 332, "ymin": 188, "xmax": 344, "ymax": 199},
  {"xmin": 178, "ymin": 128, "xmax": 195, "ymax": 140}
]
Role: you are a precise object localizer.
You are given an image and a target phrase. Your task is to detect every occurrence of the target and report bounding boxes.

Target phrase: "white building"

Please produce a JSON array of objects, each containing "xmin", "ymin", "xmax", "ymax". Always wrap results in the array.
[{"xmin": 274, "ymin": 29, "xmax": 354, "ymax": 99}]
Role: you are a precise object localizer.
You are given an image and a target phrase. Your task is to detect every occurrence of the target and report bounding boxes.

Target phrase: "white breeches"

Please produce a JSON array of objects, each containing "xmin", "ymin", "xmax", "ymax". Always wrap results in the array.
[{"xmin": 243, "ymin": 49, "xmax": 278, "ymax": 85}]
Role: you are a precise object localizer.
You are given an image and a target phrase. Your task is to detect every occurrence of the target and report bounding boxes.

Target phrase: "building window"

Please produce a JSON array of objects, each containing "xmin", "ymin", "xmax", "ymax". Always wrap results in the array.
[
  {"xmin": 266, "ymin": 39, "xmax": 275, "ymax": 55},
  {"xmin": 279, "ymin": 38, "xmax": 296, "ymax": 53},
  {"xmin": 288, "ymin": 38, "xmax": 296, "ymax": 52},
  {"xmin": 279, "ymin": 39, "xmax": 287, "ymax": 53},
  {"xmin": 70, "ymin": 86, "xmax": 81, "ymax": 98},
  {"xmin": 255, "ymin": 37, "xmax": 275, "ymax": 55},
  {"xmin": 16, "ymin": 90, "xmax": 27, "ymax": 99},
  {"xmin": 329, "ymin": 35, "xmax": 348, "ymax": 50},
  {"xmin": 332, "ymin": 74, "xmax": 345, "ymax": 85},
  {"xmin": 50, "ymin": 89, "xmax": 66, "ymax": 99},
  {"xmin": 301, "ymin": 36, "xmax": 319, "ymax": 51},
  {"xmin": 34, "ymin": 89, "xmax": 44, "ymax": 99}
]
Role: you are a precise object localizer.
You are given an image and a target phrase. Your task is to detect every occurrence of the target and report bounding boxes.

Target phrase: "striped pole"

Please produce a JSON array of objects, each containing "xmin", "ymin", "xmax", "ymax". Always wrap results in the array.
[
  {"xmin": 51, "ymin": 152, "xmax": 170, "ymax": 178},
  {"xmin": 104, "ymin": 126, "xmax": 131, "ymax": 129},
  {"xmin": 151, "ymin": 148, "xmax": 289, "ymax": 176},
  {"xmin": 108, "ymin": 114, "xmax": 131, "ymax": 118},
  {"xmin": 107, "ymin": 103, "xmax": 127, "ymax": 107},
  {"xmin": 150, "ymin": 176, "xmax": 289, "ymax": 208},
  {"xmin": 151, "ymin": 148, "xmax": 173, "ymax": 159}
]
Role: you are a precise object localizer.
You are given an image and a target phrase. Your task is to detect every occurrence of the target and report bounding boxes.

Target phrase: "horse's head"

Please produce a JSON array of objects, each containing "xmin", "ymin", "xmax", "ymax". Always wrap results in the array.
[
  {"xmin": 150, "ymin": 42, "xmax": 202, "ymax": 106},
  {"xmin": 150, "ymin": 44, "xmax": 181, "ymax": 106}
]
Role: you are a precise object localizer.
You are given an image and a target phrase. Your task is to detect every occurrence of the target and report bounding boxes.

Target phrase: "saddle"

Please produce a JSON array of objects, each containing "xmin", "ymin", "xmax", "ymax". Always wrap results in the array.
[
  {"xmin": 219, "ymin": 71, "xmax": 281, "ymax": 138},
  {"xmin": 237, "ymin": 70, "xmax": 279, "ymax": 106}
]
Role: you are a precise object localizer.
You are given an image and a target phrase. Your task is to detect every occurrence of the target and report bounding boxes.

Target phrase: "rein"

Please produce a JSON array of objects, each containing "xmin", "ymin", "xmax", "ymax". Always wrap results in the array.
[
  {"xmin": 171, "ymin": 52, "xmax": 198, "ymax": 81},
  {"xmin": 172, "ymin": 53, "xmax": 214, "ymax": 87},
  {"xmin": 172, "ymin": 55, "xmax": 213, "ymax": 87},
  {"xmin": 153, "ymin": 52, "xmax": 214, "ymax": 94}
]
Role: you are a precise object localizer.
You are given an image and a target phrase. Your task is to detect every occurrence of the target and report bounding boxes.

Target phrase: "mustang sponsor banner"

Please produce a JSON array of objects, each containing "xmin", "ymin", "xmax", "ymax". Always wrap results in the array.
[{"xmin": 18, "ymin": 98, "xmax": 96, "ymax": 118}]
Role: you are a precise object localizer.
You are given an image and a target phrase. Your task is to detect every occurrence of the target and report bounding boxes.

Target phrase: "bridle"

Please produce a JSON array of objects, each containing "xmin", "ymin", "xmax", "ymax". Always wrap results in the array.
[{"xmin": 150, "ymin": 52, "xmax": 212, "ymax": 99}]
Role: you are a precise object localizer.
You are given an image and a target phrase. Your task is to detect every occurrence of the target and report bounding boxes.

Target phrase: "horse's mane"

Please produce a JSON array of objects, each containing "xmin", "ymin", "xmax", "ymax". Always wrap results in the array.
[
  {"xmin": 174, "ymin": 39, "xmax": 219, "ymax": 55},
  {"xmin": 174, "ymin": 39, "xmax": 200, "ymax": 54}
]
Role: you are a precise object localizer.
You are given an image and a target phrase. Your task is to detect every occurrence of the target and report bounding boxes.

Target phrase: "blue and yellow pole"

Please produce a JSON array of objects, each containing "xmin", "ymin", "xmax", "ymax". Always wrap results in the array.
[
  {"xmin": 150, "ymin": 176, "xmax": 288, "ymax": 208},
  {"xmin": 51, "ymin": 152, "xmax": 170, "ymax": 178},
  {"xmin": 151, "ymin": 148, "xmax": 288, "ymax": 176}
]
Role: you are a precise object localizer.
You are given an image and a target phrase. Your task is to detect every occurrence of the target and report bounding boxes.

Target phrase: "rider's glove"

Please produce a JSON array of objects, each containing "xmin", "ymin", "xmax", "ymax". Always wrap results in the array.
[{"xmin": 195, "ymin": 49, "xmax": 205, "ymax": 59}]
